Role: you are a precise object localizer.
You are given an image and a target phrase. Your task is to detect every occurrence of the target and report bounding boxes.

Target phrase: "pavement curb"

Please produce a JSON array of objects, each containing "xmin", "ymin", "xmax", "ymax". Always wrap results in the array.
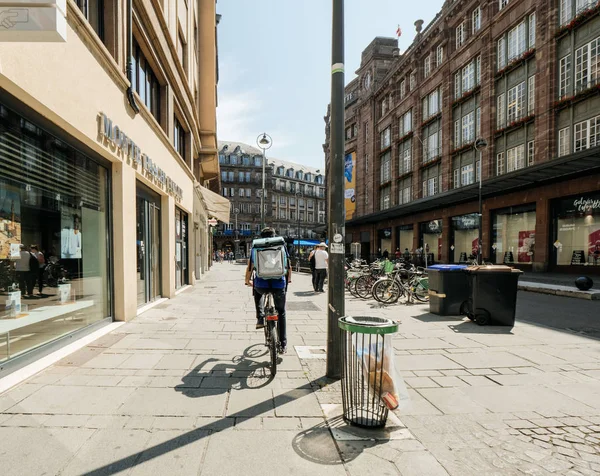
[{"xmin": 519, "ymin": 281, "xmax": 600, "ymax": 300}]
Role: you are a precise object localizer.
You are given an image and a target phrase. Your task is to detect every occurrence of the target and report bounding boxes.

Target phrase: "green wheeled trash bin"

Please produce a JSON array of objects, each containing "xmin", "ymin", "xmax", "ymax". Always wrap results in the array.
[
  {"xmin": 338, "ymin": 316, "xmax": 400, "ymax": 428},
  {"xmin": 464, "ymin": 265, "xmax": 523, "ymax": 326},
  {"xmin": 428, "ymin": 264, "xmax": 469, "ymax": 315}
]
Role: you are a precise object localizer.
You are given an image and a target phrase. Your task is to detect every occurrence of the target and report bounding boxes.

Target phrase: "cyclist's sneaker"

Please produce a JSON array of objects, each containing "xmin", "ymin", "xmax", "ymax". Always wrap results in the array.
[
  {"xmin": 256, "ymin": 318, "xmax": 265, "ymax": 329},
  {"xmin": 279, "ymin": 345, "xmax": 287, "ymax": 355}
]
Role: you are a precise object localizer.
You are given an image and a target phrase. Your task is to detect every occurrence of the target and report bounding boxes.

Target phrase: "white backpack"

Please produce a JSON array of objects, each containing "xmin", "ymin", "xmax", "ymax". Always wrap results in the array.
[{"xmin": 252, "ymin": 237, "xmax": 288, "ymax": 279}]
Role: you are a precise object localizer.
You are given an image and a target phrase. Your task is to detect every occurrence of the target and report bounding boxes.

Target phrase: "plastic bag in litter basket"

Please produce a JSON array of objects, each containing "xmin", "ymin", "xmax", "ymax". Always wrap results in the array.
[{"xmin": 355, "ymin": 334, "xmax": 411, "ymax": 411}]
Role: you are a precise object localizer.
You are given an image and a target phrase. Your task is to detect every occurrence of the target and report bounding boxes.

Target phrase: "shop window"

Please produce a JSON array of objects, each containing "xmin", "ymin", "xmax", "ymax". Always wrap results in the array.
[
  {"xmin": 553, "ymin": 193, "xmax": 600, "ymax": 266},
  {"xmin": 492, "ymin": 205, "xmax": 536, "ymax": 265},
  {"xmin": 451, "ymin": 214, "xmax": 480, "ymax": 263},
  {"xmin": 397, "ymin": 225, "xmax": 414, "ymax": 253},
  {"xmin": 420, "ymin": 220, "xmax": 442, "ymax": 262},
  {"xmin": 0, "ymin": 103, "xmax": 110, "ymax": 364}
]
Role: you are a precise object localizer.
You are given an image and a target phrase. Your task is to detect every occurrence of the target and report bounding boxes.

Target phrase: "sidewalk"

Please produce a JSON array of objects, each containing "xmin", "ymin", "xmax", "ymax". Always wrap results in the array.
[
  {"xmin": 519, "ymin": 272, "xmax": 600, "ymax": 300},
  {"xmin": 1, "ymin": 264, "xmax": 600, "ymax": 475}
]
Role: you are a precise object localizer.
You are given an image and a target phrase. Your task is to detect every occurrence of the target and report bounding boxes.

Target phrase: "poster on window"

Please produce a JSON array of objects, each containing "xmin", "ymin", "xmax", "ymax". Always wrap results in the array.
[
  {"xmin": 518, "ymin": 231, "xmax": 535, "ymax": 263},
  {"xmin": 60, "ymin": 206, "xmax": 82, "ymax": 259},
  {"xmin": 344, "ymin": 152, "xmax": 356, "ymax": 220},
  {"xmin": 589, "ymin": 229, "xmax": 600, "ymax": 265},
  {"xmin": 0, "ymin": 186, "xmax": 21, "ymax": 260},
  {"xmin": 471, "ymin": 238, "xmax": 478, "ymax": 259}
]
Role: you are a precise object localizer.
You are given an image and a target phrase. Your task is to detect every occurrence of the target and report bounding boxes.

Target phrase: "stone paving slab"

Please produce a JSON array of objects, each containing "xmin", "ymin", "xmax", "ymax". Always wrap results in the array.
[{"xmin": 0, "ymin": 265, "xmax": 599, "ymax": 475}]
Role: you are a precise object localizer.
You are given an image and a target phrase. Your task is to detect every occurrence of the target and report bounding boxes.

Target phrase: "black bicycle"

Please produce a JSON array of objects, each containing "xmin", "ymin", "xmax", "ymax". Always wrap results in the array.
[{"xmin": 262, "ymin": 291, "xmax": 280, "ymax": 376}]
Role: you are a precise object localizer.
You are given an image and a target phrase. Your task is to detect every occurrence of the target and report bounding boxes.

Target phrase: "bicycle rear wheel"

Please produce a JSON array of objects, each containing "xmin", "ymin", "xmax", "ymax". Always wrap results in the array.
[
  {"xmin": 372, "ymin": 279, "xmax": 401, "ymax": 304},
  {"xmin": 268, "ymin": 321, "xmax": 278, "ymax": 376},
  {"xmin": 355, "ymin": 275, "xmax": 375, "ymax": 299},
  {"xmin": 413, "ymin": 278, "xmax": 430, "ymax": 302}
]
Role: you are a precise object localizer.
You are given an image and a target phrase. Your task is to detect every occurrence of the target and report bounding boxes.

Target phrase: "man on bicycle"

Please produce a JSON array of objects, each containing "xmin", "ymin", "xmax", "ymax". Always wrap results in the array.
[{"xmin": 245, "ymin": 227, "xmax": 291, "ymax": 354}]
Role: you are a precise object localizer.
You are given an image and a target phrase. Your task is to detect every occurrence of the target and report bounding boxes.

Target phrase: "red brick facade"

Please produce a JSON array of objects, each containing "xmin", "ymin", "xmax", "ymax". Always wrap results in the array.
[{"xmin": 325, "ymin": 0, "xmax": 600, "ymax": 273}]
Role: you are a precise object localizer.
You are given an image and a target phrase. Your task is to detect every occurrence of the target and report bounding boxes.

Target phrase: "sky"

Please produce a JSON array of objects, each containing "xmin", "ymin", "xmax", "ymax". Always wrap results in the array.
[{"xmin": 216, "ymin": 0, "xmax": 445, "ymax": 170}]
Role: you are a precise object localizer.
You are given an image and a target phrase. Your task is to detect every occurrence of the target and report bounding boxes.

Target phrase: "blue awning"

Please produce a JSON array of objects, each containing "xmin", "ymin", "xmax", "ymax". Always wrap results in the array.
[
  {"xmin": 292, "ymin": 239, "xmax": 329, "ymax": 246},
  {"xmin": 293, "ymin": 239, "xmax": 319, "ymax": 246}
]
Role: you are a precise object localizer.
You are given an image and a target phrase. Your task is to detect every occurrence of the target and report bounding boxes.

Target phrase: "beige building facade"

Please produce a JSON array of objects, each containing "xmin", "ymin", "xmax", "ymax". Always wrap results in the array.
[{"xmin": 0, "ymin": 0, "xmax": 226, "ymax": 373}]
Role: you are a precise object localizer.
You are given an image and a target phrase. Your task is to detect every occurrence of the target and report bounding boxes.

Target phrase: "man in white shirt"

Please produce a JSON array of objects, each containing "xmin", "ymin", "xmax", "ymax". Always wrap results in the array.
[{"xmin": 314, "ymin": 243, "xmax": 329, "ymax": 293}]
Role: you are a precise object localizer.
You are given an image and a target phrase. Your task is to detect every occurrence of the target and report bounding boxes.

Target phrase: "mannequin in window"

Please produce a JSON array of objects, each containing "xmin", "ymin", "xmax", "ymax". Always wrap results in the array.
[{"xmin": 61, "ymin": 214, "xmax": 82, "ymax": 258}]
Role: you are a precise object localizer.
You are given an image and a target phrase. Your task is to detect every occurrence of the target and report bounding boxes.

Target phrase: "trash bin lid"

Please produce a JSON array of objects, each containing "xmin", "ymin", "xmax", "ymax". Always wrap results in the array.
[
  {"xmin": 428, "ymin": 264, "xmax": 468, "ymax": 271},
  {"xmin": 465, "ymin": 265, "xmax": 523, "ymax": 273},
  {"xmin": 338, "ymin": 316, "xmax": 398, "ymax": 334}
]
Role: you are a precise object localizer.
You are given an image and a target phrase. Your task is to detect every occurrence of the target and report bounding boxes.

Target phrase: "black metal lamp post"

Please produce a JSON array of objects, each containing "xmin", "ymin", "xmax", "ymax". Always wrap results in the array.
[
  {"xmin": 474, "ymin": 138, "xmax": 488, "ymax": 265},
  {"xmin": 256, "ymin": 133, "xmax": 272, "ymax": 230}
]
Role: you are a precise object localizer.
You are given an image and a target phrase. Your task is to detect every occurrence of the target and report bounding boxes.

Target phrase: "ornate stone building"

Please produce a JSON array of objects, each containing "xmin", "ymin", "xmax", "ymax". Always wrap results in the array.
[
  {"xmin": 325, "ymin": 0, "xmax": 600, "ymax": 273},
  {"xmin": 215, "ymin": 141, "xmax": 326, "ymax": 256}
]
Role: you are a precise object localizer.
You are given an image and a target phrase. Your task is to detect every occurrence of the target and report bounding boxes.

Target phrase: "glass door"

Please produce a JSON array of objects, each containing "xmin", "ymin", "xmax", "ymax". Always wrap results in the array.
[
  {"xmin": 136, "ymin": 185, "xmax": 161, "ymax": 306},
  {"xmin": 150, "ymin": 203, "xmax": 161, "ymax": 300}
]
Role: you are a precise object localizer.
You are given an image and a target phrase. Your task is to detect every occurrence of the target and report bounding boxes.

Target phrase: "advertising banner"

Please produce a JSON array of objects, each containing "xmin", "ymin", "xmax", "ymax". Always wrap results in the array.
[
  {"xmin": 344, "ymin": 152, "xmax": 356, "ymax": 220},
  {"xmin": 518, "ymin": 231, "xmax": 535, "ymax": 263},
  {"xmin": 0, "ymin": 186, "xmax": 21, "ymax": 259}
]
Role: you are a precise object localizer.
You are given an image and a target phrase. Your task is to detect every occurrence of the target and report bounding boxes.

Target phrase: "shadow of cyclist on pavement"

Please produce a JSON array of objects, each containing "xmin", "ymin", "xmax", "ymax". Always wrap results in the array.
[{"xmin": 175, "ymin": 344, "xmax": 275, "ymax": 398}]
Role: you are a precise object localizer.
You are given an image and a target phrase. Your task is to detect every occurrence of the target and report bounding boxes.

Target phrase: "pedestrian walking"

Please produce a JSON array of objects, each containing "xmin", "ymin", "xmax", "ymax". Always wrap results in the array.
[
  {"xmin": 15, "ymin": 244, "xmax": 36, "ymax": 297},
  {"xmin": 314, "ymin": 243, "xmax": 328, "ymax": 293},
  {"xmin": 30, "ymin": 245, "xmax": 45, "ymax": 295},
  {"xmin": 308, "ymin": 246, "xmax": 317, "ymax": 291}
]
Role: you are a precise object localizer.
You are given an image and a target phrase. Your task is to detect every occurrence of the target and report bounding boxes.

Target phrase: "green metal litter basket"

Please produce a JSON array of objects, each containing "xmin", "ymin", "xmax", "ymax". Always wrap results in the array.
[{"xmin": 338, "ymin": 316, "xmax": 399, "ymax": 428}]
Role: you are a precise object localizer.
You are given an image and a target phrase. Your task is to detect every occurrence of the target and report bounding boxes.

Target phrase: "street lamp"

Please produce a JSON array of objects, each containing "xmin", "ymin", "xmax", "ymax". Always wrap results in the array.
[
  {"xmin": 233, "ymin": 207, "xmax": 240, "ymax": 259},
  {"xmin": 474, "ymin": 138, "xmax": 488, "ymax": 265},
  {"xmin": 256, "ymin": 133, "xmax": 272, "ymax": 230},
  {"xmin": 295, "ymin": 191, "xmax": 303, "ymax": 255}
]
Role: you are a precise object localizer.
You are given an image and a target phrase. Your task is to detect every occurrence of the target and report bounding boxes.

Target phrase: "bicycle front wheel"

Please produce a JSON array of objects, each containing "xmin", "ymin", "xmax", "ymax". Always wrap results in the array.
[{"xmin": 269, "ymin": 322, "xmax": 278, "ymax": 376}]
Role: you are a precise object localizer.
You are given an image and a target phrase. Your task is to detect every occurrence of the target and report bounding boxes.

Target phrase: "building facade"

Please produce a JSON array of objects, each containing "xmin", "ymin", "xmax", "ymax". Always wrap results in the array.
[
  {"xmin": 0, "ymin": 0, "xmax": 226, "ymax": 373},
  {"xmin": 325, "ymin": 0, "xmax": 600, "ymax": 273},
  {"xmin": 215, "ymin": 141, "xmax": 326, "ymax": 256}
]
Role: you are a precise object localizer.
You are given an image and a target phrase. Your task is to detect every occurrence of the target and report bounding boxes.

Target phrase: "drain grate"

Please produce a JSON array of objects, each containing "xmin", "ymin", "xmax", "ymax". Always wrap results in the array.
[{"xmin": 287, "ymin": 302, "xmax": 321, "ymax": 311}]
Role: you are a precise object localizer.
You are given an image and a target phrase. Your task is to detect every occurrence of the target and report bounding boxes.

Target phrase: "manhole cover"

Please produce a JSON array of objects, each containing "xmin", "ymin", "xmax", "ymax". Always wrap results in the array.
[{"xmin": 287, "ymin": 302, "xmax": 321, "ymax": 311}]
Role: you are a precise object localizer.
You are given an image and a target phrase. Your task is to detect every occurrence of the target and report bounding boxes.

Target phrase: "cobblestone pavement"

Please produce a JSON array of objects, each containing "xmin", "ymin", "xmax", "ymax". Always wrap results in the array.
[{"xmin": 0, "ymin": 264, "xmax": 599, "ymax": 475}]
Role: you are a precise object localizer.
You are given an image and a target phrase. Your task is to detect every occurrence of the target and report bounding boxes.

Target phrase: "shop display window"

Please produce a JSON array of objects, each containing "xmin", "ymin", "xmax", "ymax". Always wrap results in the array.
[
  {"xmin": 419, "ymin": 220, "xmax": 442, "ymax": 263},
  {"xmin": 396, "ymin": 225, "xmax": 414, "ymax": 255},
  {"xmin": 0, "ymin": 103, "xmax": 110, "ymax": 364},
  {"xmin": 450, "ymin": 213, "xmax": 479, "ymax": 263},
  {"xmin": 491, "ymin": 205, "xmax": 536, "ymax": 265},
  {"xmin": 553, "ymin": 194, "xmax": 600, "ymax": 266}
]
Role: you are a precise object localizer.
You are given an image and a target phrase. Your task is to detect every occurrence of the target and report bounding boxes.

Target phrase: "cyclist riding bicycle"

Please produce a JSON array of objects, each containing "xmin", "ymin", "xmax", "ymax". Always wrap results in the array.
[{"xmin": 245, "ymin": 227, "xmax": 292, "ymax": 354}]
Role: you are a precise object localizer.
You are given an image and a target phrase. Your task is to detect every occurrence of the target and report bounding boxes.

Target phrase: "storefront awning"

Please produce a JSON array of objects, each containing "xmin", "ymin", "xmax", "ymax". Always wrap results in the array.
[
  {"xmin": 347, "ymin": 149, "xmax": 600, "ymax": 227},
  {"xmin": 198, "ymin": 185, "xmax": 230, "ymax": 223}
]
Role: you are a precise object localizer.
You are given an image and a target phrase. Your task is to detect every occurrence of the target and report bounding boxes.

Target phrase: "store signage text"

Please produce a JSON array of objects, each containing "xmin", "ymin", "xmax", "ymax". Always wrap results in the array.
[
  {"xmin": 98, "ymin": 113, "xmax": 183, "ymax": 201},
  {"xmin": 573, "ymin": 197, "xmax": 600, "ymax": 213}
]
